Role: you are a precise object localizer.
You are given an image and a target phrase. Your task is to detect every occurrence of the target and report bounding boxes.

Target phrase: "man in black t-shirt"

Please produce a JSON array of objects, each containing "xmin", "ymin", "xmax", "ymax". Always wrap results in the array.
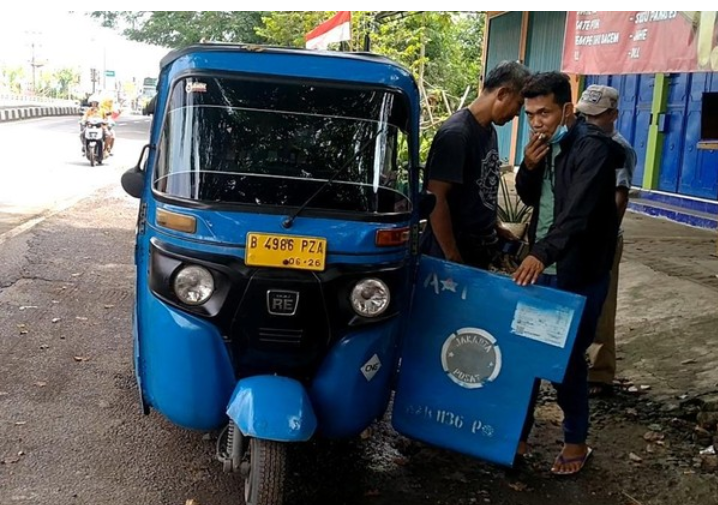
[{"xmin": 420, "ymin": 61, "xmax": 531, "ymax": 269}]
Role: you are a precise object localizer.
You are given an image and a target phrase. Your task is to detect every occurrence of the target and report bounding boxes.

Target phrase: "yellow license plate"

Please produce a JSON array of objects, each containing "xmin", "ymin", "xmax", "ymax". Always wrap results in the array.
[{"xmin": 245, "ymin": 233, "xmax": 327, "ymax": 271}]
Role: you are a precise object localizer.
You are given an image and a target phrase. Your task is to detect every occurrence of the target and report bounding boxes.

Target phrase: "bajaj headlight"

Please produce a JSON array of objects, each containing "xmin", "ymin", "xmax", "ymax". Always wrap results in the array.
[
  {"xmin": 173, "ymin": 265, "xmax": 215, "ymax": 306},
  {"xmin": 351, "ymin": 278, "xmax": 390, "ymax": 318}
]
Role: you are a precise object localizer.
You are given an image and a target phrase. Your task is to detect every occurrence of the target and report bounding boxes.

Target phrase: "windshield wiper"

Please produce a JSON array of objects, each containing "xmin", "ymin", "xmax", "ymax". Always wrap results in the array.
[{"xmin": 282, "ymin": 128, "xmax": 386, "ymax": 229}]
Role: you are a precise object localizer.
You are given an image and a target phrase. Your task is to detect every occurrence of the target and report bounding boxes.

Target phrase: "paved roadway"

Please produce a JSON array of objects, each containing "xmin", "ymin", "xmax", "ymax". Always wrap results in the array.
[
  {"xmin": 0, "ymin": 114, "xmax": 151, "ymax": 240},
  {"xmin": 2, "ymin": 115, "xmax": 711, "ymax": 505}
]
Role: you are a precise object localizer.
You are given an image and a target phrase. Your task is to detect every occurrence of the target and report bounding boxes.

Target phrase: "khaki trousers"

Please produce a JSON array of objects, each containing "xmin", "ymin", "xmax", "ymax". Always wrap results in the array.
[{"xmin": 587, "ymin": 234, "xmax": 623, "ymax": 384}]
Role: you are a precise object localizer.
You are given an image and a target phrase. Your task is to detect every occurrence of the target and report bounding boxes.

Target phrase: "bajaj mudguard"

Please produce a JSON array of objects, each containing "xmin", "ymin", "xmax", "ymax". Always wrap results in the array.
[{"xmin": 226, "ymin": 375, "xmax": 317, "ymax": 442}]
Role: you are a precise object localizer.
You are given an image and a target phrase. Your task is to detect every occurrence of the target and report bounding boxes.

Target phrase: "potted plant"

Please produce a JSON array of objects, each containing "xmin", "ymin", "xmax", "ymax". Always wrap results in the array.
[
  {"xmin": 497, "ymin": 171, "xmax": 532, "ymax": 240},
  {"xmin": 493, "ymin": 170, "xmax": 533, "ymax": 273}
]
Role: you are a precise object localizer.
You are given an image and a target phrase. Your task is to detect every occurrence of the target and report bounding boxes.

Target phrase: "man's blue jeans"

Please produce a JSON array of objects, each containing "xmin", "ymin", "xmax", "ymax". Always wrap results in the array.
[{"xmin": 519, "ymin": 273, "xmax": 610, "ymax": 445}]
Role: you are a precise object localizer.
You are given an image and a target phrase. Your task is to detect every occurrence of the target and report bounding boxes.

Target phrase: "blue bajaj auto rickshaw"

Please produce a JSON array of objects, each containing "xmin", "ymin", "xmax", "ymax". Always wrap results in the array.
[{"xmin": 122, "ymin": 44, "xmax": 586, "ymax": 505}]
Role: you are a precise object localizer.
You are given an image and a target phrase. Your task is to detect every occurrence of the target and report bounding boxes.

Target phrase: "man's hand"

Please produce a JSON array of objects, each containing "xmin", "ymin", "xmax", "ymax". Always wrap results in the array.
[
  {"xmin": 512, "ymin": 255, "xmax": 545, "ymax": 286},
  {"xmin": 523, "ymin": 132, "xmax": 550, "ymax": 171},
  {"xmin": 616, "ymin": 187, "xmax": 629, "ymax": 226},
  {"xmin": 445, "ymin": 249, "xmax": 464, "ymax": 264}
]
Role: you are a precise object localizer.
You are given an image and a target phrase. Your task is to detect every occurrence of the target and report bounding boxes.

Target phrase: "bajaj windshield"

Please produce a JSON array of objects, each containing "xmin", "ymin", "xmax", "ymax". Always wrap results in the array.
[{"xmin": 154, "ymin": 76, "xmax": 411, "ymax": 216}]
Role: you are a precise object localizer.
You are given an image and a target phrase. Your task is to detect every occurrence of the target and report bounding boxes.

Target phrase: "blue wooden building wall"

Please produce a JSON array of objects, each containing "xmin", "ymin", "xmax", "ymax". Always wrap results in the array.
[
  {"xmin": 485, "ymin": 12, "xmax": 522, "ymax": 163},
  {"xmin": 658, "ymin": 73, "xmax": 718, "ymax": 200},
  {"xmin": 585, "ymin": 74, "xmax": 655, "ymax": 188},
  {"xmin": 487, "ymin": 12, "xmax": 718, "ymax": 202}
]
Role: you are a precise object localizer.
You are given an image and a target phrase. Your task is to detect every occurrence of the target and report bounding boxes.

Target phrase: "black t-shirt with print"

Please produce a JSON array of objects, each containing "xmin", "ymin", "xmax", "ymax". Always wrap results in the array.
[{"xmin": 421, "ymin": 108, "xmax": 501, "ymax": 258}]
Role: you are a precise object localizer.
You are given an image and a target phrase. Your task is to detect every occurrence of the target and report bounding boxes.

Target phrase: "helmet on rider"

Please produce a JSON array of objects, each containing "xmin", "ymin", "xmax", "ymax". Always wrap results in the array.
[{"xmin": 88, "ymin": 95, "xmax": 100, "ymax": 107}]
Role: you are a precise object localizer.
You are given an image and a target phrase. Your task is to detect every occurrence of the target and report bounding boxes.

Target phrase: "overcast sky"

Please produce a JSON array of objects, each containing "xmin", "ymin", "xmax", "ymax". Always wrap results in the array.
[{"xmin": 0, "ymin": 11, "xmax": 169, "ymax": 83}]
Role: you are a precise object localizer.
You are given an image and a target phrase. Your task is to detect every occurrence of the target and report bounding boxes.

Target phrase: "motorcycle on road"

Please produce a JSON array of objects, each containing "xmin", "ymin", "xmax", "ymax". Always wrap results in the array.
[{"xmin": 82, "ymin": 117, "xmax": 106, "ymax": 167}]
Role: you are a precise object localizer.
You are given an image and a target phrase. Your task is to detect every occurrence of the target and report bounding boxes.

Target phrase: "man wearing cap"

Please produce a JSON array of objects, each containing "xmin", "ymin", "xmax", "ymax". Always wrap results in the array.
[{"xmin": 576, "ymin": 84, "xmax": 637, "ymax": 397}]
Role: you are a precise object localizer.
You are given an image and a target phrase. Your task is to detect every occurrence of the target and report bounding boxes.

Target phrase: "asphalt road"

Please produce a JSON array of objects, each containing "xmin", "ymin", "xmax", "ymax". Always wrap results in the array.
[
  {"xmin": 0, "ymin": 115, "xmax": 715, "ymax": 505},
  {"xmin": 0, "ymin": 183, "xmax": 622, "ymax": 505},
  {"xmin": 0, "ymin": 114, "xmax": 150, "ymax": 238}
]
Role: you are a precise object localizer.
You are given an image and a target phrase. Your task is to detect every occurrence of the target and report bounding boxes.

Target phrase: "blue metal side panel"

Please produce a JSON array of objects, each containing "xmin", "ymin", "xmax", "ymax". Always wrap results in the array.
[
  {"xmin": 310, "ymin": 320, "xmax": 401, "ymax": 439},
  {"xmin": 679, "ymin": 72, "xmax": 718, "ymax": 199},
  {"xmin": 133, "ymin": 216, "xmax": 152, "ymax": 415},
  {"xmin": 659, "ymin": 73, "xmax": 690, "ymax": 193},
  {"xmin": 136, "ymin": 281, "xmax": 236, "ymax": 431},
  {"xmin": 392, "ymin": 257, "xmax": 585, "ymax": 467},
  {"xmin": 486, "ymin": 12, "xmax": 522, "ymax": 163}
]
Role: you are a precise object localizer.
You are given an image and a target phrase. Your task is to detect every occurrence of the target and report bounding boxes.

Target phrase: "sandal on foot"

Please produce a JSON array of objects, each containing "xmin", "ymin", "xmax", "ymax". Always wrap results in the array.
[{"xmin": 551, "ymin": 447, "xmax": 593, "ymax": 476}]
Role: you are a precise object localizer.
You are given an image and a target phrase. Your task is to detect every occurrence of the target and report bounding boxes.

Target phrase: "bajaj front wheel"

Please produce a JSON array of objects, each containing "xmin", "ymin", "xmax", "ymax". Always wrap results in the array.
[{"xmin": 243, "ymin": 438, "xmax": 286, "ymax": 505}]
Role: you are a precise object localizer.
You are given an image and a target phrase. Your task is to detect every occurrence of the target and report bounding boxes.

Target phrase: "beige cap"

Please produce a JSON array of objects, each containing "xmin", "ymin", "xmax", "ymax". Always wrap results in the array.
[{"xmin": 576, "ymin": 84, "xmax": 619, "ymax": 116}]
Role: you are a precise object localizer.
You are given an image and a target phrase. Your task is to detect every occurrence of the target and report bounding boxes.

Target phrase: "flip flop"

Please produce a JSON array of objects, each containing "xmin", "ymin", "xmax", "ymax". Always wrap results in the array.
[{"xmin": 551, "ymin": 447, "xmax": 594, "ymax": 476}]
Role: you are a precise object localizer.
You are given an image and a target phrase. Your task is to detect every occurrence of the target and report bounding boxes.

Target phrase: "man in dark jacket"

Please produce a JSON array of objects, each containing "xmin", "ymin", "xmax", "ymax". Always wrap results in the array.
[{"xmin": 512, "ymin": 72, "xmax": 622, "ymax": 475}]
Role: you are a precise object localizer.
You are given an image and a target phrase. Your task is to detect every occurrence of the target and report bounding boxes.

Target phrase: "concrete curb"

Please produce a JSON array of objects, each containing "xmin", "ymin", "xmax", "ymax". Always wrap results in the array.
[{"xmin": 0, "ymin": 106, "xmax": 80, "ymax": 123}]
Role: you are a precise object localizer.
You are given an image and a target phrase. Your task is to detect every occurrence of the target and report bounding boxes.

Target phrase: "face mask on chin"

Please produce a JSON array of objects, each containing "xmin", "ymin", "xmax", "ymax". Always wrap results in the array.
[{"xmin": 549, "ymin": 104, "xmax": 570, "ymax": 144}]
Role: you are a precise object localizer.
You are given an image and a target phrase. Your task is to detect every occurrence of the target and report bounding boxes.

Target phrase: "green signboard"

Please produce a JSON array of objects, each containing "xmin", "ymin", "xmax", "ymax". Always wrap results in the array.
[{"xmin": 105, "ymin": 70, "xmax": 115, "ymax": 77}]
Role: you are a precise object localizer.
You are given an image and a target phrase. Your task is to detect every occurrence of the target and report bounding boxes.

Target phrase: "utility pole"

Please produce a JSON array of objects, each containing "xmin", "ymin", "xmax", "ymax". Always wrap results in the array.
[
  {"xmin": 90, "ymin": 68, "xmax": 98, "ymax": 94},
  {"xmin": 26, "ymin": 31, "xmax": 44, "ymax": 95},
  {"xmin": 31, "ymin": 42, "xmax": 38, "ymax": 94},
  {"xmin": 102, "ymin": 46, "xmax": 107, "ymax": 90}
]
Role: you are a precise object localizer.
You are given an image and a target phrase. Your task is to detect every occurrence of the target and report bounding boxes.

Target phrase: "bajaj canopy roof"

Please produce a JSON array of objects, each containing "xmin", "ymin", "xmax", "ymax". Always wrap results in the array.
[{"xmin": 157, "ymin": 43, "xmax": 419, "ymax": 100}]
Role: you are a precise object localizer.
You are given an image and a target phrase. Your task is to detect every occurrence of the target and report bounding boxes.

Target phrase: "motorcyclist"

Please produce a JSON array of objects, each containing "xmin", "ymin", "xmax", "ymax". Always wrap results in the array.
[
  {"xmin": 79, "ymin": 96, "xmax": 107, "ymax": 155},
  {"xmin": 103, "ymin": 109, "xmax": 117, "ymax": 156},
  {"xmin": 82, "ymin": 97, "xmax": 104, "ymax": 122}
]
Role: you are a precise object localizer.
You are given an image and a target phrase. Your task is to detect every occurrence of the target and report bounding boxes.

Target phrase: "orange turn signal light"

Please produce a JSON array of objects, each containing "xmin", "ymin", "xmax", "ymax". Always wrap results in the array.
[
  {"xmin": 376, "ymin": 227, "xmax": 410, "ymax": 247},
  {"xmin": 156, "ymin": 208, "xmax": 197, "ymax": 234}
]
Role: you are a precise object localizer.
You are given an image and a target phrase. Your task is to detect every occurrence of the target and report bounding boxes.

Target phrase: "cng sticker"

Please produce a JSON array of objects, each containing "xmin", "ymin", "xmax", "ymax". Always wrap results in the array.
[
  {"xmin": 441, "ymin": 328, "xmax": 502, "ymax": 389},
  {"xmin": 361, "ymin": 354, "xmax": 382, "ymax": 381}
]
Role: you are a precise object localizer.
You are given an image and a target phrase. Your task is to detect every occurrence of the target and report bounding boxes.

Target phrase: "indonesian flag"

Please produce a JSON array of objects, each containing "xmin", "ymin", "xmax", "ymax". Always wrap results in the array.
[{"xmin": 305, "ymin": 11, "xmax": 352, "ymax": 50}]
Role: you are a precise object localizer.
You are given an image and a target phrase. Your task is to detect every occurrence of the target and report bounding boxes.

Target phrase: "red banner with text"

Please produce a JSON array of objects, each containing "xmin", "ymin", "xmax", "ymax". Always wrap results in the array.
[{"xmin": 562, "ymin": 11, "xmax": 718, "ymax": 75}]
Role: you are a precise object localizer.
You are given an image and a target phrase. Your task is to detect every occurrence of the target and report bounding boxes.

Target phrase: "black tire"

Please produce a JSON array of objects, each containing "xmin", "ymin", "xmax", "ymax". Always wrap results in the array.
[
  {"xmin": 88, "ymin": 146, "xmax": 95, "ymax": 167},
  {"xmin": 244, "ymin": 438, "xmax": 286, "ymax": 505},
  {"xmin": 96, "ymin": 142, "xmax": 104, "ymax": 165}
]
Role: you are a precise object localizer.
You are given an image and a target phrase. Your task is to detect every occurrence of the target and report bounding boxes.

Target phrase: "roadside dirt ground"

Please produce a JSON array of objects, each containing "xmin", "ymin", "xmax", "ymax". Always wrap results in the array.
[{"xmin": 1, "ymin": 185, "xmax": 717, "ymax": 505}]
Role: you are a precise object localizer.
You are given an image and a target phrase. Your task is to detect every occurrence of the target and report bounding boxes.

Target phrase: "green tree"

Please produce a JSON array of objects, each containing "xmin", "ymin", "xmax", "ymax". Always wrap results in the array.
[
  {"xmin": 90, "ymin": 11, "xmax": 267, "ymax": 47},
  {"xmin": 34, "ymin": 69, "xmax": 54, "ymax": 97},
  {"xmin": 53, "ymin": 67, "xmax": 80, "ymax": 99},
  {"xmin": 93, "ymin": 11, "xmax": 485, "ymax": 162},
  {"xmin": 256, "ymin": 11, "xmax": 485, "ymax": 163},
  {"xmin": 257, "ymin": 12, "xmax": 483, "ymax": 113},
  {"xmin": 255, "ymin": 11, "xmax": 330, "ymax": 48},
  {"xmin": 1, "ymin": 65, "xmax": 27, "ymax": 94}
]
